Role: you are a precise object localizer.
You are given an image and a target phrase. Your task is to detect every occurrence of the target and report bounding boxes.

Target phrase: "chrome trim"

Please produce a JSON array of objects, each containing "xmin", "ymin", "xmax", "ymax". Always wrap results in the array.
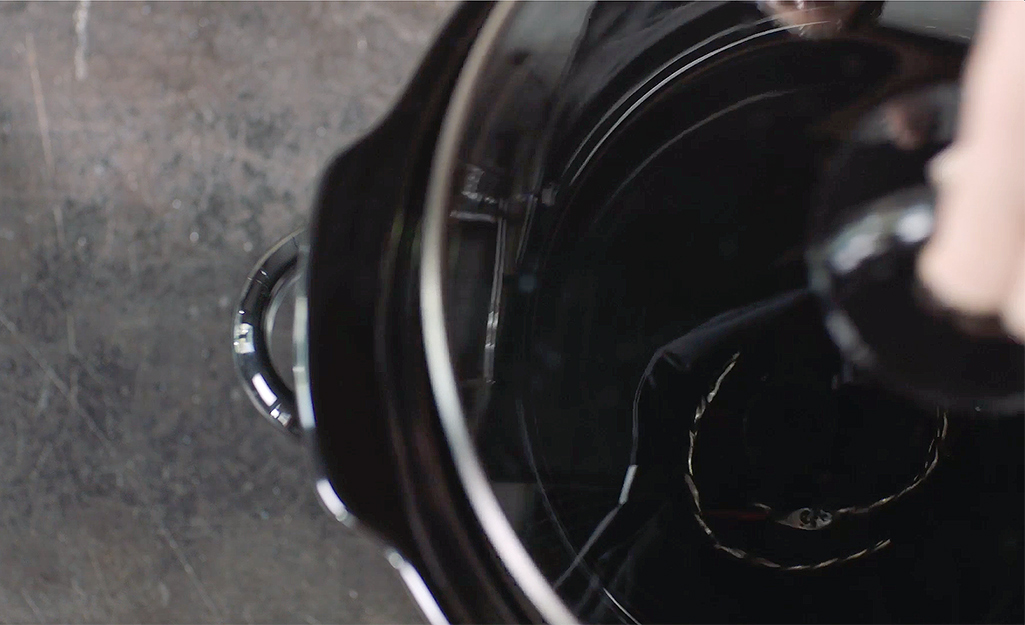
[
  {"xmin": 315, "ymin": 477, "xmax": 355, "ymax": 527},
  {"xmin": 449, "ymin": 210, "xmax": 499, "ymax": 223},
  {"xmin": 386, "ymin": 549, "xmax": 451, "ymax": 625},
  {"xmin": 293, "ymin": 279, "xmax": 315, "ymax": 431},
  {"xmin": 482, "ymin": 217, "xmax": 506, "ymax": 385},
  {"xmin": 420, "ymin": 1, "xmax": 578, "ymax": 623},
  {"xmin": 232, "ymin": 229, "xmax": 304, "ymax": 436},
  {"xmin": 448, "ymin": 201, "xmax": 508, "ymax": 386}
]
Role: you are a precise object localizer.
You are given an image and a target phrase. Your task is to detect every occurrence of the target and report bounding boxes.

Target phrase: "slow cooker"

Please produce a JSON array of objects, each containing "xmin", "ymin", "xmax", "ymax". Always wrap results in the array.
[{"xmin": 232, "ymin": 2, "xmax": 1023, "ymax": 622}]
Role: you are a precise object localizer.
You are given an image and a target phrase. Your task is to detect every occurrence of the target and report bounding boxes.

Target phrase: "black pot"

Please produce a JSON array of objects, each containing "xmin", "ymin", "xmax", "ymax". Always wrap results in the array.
[{"xmin": 233, "ymin": 2, "xmax": 1022, "ymax": 623}]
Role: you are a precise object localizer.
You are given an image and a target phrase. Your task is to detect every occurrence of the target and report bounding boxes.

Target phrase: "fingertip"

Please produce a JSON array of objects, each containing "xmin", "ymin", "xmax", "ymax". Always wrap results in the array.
[
  {"xmin": 916, "ymin": 231, "xmax": 1003, "ymax": 316},
  {"xmin": 1000, "ymin": 260, "xmax": 1025, "ymax": 343}
]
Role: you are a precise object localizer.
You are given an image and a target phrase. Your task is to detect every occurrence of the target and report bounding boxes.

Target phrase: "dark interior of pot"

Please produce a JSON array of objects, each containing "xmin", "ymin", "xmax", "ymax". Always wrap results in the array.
[{"xmin": 431, "ymin": 2, "xmax": 1022, "ymax": 622}]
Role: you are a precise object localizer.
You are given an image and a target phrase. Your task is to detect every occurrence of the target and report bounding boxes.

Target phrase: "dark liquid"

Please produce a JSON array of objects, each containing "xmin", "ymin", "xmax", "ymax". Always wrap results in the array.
[
  {"xmin": 474, "ymin": 17, "xmax": 1022, "ymax": 624},
  {"xmin": 483, "ymin": 73, "xmax": 1023, "ymax": 625}
]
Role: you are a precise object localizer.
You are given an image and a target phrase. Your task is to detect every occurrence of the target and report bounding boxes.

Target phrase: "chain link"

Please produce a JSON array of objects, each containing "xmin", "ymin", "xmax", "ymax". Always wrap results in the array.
[{"xmin": 685, "ymin": 352, "xmax": 948, "ymax": 571}]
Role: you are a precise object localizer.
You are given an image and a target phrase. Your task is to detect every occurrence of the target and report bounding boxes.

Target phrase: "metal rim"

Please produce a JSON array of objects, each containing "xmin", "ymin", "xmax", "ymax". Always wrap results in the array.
[
  {"xmin": 420, "ymin": 1, "xmax": 578, "ymax": 623},
  {"xmin": 232, "ymin": 229, "xmax": 304, "ymax": 436}
]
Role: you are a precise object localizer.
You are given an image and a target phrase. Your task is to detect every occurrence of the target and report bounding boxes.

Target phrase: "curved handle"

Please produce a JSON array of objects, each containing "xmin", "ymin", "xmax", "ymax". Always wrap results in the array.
[{"xmin": 233, "ymin": 229, "xmax": 305, "ymax": 437}]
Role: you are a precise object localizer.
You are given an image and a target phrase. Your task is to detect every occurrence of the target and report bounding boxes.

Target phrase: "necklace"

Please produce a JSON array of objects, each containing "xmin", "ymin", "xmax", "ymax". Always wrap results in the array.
[{"xmin": 684, "ymin": 352, "xmax": 948, "ymax": 571}]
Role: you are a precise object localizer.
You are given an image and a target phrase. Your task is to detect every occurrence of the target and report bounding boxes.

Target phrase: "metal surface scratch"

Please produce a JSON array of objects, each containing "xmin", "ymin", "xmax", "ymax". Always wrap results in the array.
[
  {"xmin": 66, "ymin": 312, "xmax": 78, "ymax": 356},
  {"xmin": 0, "ymin": 3, "xmax": 454, "ymax": 621},
  {"xmin": 33, "ymin": 380, "xmax": 51, "ymax": 416},
  {"xmin": 102, "ymin": 207, "xmax": 116, "ymax": 258},
  {"xmin": 86, "ymin": 542, "xmax": 115, "ymax": 614},
  {"xmin": 69, "ymin": 368, "xmax": 80, "ymax": 413},
  {"xmin": 21, "ymin": 589, "xmax": 45, "ymax": 623},
  {"xmin": 52, "ymin": 205, "xmax": 66, "ymax": 251},
  {"xmin": 25, "ymin": 34, "xmax": 54, "ymax": 175},
  {"xmin": 74, "ymin": 0, "xmax": 91, "ymax": 81},
  {"xmin": 0, "ymin": 306, "xmax": 224, "ymax": 621},
  {"xmin": 154, "ymin": 522, "xmax": 221, "ymax": 619},
  {"xmin": 29, "ymin": 442, "xmax": 54, "ymax": 481},
  {"xmin": 0, "ymin": 308, "xmax": 73, "ymax": 403}
]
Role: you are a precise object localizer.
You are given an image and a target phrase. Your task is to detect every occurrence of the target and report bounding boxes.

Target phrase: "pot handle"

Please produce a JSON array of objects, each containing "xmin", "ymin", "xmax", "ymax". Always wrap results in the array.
[{"xmin": 232, "ymin": 229, "xmax": 305, "ymax": 437}]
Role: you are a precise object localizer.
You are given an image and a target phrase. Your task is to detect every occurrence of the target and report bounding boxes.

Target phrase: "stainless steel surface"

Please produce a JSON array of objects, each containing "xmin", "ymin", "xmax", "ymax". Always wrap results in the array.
[{"xmin": 0, "ymin": 2, "xmax": 453, "ymax": 622}]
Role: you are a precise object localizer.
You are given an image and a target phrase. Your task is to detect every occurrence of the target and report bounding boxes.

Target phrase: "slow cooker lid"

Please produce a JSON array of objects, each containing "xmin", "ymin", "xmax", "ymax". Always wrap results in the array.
[{"xmin": 421, "ymin": 2, "xmax": 1021, "ymax": 623}]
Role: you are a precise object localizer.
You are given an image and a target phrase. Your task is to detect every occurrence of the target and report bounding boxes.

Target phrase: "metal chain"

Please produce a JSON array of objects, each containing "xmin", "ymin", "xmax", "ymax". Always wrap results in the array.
[{"xmin": 684, "ymin": 352, "xmax": 948, "ymax": 571}]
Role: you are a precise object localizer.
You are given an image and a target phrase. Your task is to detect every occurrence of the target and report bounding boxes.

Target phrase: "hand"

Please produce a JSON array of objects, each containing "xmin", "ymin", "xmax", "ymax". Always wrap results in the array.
[{"xmin": 918, "ymin": 1, "xmax": 1025, "ymax": 341}]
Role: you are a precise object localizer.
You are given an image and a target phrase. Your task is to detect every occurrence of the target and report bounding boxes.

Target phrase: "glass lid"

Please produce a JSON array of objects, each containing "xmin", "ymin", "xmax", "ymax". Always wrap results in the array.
[{"xmin": 421, "ymin": 2, "xmax": 1022, "ymax": 623}]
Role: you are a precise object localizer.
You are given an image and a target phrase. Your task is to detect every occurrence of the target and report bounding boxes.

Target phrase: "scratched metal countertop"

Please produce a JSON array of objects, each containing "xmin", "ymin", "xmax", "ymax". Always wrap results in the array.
[{"xmin": 0, "ymin": 2, "xmax": 452, "ymax": 622}]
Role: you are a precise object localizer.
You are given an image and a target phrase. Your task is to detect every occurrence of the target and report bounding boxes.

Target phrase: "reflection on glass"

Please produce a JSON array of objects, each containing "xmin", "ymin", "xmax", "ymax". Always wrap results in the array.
[{"xmin": 441, "ymin": 2, "xmax": 1022, "ymax": 622}]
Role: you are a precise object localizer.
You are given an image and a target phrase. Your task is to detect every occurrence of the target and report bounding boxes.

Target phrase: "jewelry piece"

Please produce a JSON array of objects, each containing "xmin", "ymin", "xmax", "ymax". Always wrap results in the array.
[{"xmin": 684, "ymin": 353, "xmax": 948, "ymax": 571}]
